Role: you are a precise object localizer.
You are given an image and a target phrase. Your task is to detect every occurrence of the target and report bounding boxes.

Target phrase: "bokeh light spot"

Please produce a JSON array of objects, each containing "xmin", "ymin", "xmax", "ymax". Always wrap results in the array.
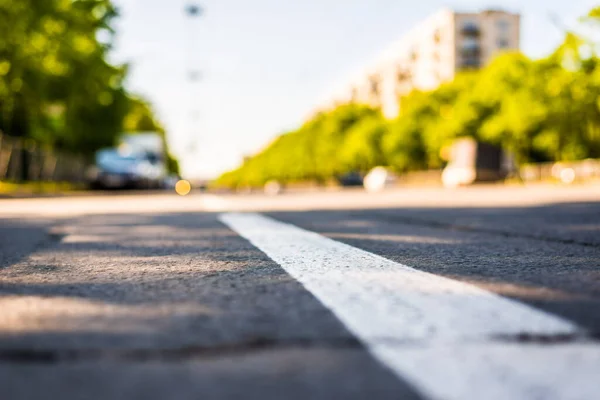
[
  {"xmin": 560, "ymin": 168, "xmax": 576, "ymax": 184},
  {"xmin": 175, "ymin": 180, "xmax": 192, "ymax": 196}
]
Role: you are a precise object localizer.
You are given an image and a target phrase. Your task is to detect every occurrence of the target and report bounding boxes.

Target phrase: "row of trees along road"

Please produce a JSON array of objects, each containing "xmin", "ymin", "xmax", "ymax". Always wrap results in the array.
[
  {"xmin": 216, "ymin": 7, "xmax": 600, "ymax": 189},
  {"xmin": 0, "ymin": 0, "xmax": 179, "ymax": 180}
]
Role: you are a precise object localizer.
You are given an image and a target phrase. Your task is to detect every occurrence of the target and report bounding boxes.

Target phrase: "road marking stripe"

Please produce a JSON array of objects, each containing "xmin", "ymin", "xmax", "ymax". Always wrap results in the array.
[{"xmin": 220, "ymin": 212, "xmax": 600, "ymax": 400}]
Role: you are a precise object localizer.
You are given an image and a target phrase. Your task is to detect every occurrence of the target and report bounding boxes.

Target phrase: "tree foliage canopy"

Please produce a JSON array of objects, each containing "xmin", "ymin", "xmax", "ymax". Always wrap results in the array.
[{"xmin": 0, "ymin": 0, "xmax": 176, "ymax": 167}]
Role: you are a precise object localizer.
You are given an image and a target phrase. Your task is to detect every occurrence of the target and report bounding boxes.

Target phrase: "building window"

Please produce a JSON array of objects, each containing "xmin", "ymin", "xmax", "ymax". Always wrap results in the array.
[
  {"xmin": 370, "ymin": 78, "xmax": 380, "ymax": 97},
  {"xmin": 397, "ymin": 68, "xmax": 412, "ymax": 84},
  {"xmin": 461, "ymin": 38, "xmax": 480, "ymax": 56},
  {"xmin": 462, "ymin": 37, "xmax": 479, "ymax": 49},
  {"xmin": 497, "ymin": 38, "xmax": 510, "ymax": 48},
  {"xmin": 461, "ymin": 21, "xmax": 480, "ymax": 37},
  {"xmin": 497, "ymin": 19, "xmax": 510, "ymax": 32},
  {"xmin": 461, "ymin": 57, "xmax": 481, "ymax": 69},
  {"xmin": 410, "ymin": 49, "xmax": 419, "ymax": 62}
]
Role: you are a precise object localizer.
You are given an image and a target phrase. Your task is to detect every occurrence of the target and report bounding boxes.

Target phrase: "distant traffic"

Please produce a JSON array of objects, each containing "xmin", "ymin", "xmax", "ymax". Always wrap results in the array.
[{"xmin": 87, "ymin": 132, "xmax": 177, "ymax": 190}]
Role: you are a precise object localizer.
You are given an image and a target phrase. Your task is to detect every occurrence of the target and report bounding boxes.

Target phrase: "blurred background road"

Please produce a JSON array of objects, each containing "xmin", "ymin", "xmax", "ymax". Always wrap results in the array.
[{"xmin": 0, "ymin": 184, "xmax": 599, "ymax": 399}]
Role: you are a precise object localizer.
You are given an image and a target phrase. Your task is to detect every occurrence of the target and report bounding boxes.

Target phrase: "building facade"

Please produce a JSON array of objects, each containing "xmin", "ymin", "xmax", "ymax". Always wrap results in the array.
[{"xmin": 313, "ymin": 9, "xmax": 521, "ymax": 119}]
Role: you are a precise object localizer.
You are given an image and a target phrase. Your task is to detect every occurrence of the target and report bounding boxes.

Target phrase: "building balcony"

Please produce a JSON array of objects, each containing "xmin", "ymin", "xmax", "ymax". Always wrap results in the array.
[
  {"xmin": 461, "ymin": 22, "xmax": 481, "ymax": 37},
  {"xmin": 460, "ymin": 57, "xmax": 481, "ymax": 69},
  {"xmin": 369, "ymin": 78, "xmax": 381, "ymax": 97},
  {"xmin": 396, "ymin": 68, "xmax": 412, "ymax": 84},
  {"xmin": 461, "ymin": 46, "xmax": 481, "ymax": 57}
]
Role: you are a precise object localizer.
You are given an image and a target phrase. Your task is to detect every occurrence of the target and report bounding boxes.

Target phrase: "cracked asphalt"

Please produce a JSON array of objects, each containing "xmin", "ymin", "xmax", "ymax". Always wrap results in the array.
[{"xmin": 0, "ymin": 185, "xmax": 599, "ymax": 399}]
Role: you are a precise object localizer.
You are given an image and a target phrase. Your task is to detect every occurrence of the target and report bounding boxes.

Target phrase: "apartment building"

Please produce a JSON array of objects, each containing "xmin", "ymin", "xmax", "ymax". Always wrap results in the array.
[{"xmin": 314, "ymin": 9, "xmax": 521, "ymax": 118}]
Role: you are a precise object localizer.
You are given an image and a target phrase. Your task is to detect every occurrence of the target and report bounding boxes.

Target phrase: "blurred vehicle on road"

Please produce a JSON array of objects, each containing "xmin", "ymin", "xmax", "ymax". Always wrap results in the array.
[
  {"xmin": 337, "ymin": 172, "xmax": 364, "ymax": 187},
  {"xmin": 364, "ymin": 167, "xmax": 397, "ymax": 193},
  {"xmin": 442, "ymin": 138, "xmax": 511, "ymax": 188},
  {"xmin": 87, "ymin": 148, "xmax": 166, "ymax": 190},
  {"xmin": 163, "ymin": 174, "xmax": 181, "ymax": 190},
  {"xmin": 264, "ymin": 180, "xmax": 283, "ymax": 196}
]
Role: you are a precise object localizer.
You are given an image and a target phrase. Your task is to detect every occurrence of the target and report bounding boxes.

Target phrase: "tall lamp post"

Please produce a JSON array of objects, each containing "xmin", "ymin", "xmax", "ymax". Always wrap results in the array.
[{"xmin": 184, "ymin": 3, "xmax": 203, "ymax": 154}]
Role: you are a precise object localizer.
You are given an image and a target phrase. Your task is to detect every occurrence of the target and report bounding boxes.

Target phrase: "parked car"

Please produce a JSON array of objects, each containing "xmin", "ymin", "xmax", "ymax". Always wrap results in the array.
[
  {"xmin": 87, "ymin": 149, "xmax": 166, "ymax": 190},
  {"xmin": 363, "ymin": 167, "xmax": 397, "ymax": 192},
  {"xmin": 163, "ymin": 174, "xmax": 181, "ymax": 190},
  {"xmin": 442, "ymin": 138, "xmax": 509, "ymax": 188},
  {"xmin": 337, "ymin": 172, "xmax": 364, "ymax": 187}
]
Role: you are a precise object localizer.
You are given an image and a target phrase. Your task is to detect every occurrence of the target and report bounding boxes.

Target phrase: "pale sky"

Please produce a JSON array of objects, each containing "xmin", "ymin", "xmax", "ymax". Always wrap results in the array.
[{"xmin": 111, "ymin": 0, "xmax": 596, "ymax": 178}]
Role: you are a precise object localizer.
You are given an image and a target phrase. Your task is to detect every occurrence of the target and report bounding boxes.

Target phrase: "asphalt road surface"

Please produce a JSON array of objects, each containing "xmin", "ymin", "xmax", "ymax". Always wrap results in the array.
[{"xmin": 0, "ymin": 184, "xmax": 599, "ymax": 400}]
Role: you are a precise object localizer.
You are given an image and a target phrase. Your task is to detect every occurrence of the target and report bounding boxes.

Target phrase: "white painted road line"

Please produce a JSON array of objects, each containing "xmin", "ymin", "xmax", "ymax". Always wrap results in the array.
[
  {"xmin": 220, "ymin": 212, "xmax": 600, "ymax": 400},
  {"xmin": 219, "ymin": 212, "xmax": 578, "ymax": 341}
]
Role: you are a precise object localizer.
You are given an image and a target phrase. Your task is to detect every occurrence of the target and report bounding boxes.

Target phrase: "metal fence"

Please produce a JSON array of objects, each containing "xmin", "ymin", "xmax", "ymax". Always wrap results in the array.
[
  {"xmin": 0, "ymin": 131, "xmax": 88, "ymax": 183},
  {"xmin": 395, "ymin": 160, "xmax": 600, "ymax": 186},
  {"xmin": 520, "ymin": 159, "xmax": 600, "ymax": 184}
]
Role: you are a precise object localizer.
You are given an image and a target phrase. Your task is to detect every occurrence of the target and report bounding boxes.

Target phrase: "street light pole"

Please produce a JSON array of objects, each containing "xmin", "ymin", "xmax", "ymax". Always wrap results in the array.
[
  {"xmin": 185, "ymin": 3, "xmax": 202, "ymax": 17},
  {"xmin": 184, "ymin": 3, "xmax": 203, "ymax": 154}
]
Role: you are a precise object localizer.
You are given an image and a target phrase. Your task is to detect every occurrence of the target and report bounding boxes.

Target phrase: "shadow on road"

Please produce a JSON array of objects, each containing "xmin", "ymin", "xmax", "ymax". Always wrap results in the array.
[
  {"xmin": 0, "ymin": 218, "xmax": 60, "ymax": 270},
  {"xmin": 0, "ymin": 213, "xmax": 358, "ymax": 353}
]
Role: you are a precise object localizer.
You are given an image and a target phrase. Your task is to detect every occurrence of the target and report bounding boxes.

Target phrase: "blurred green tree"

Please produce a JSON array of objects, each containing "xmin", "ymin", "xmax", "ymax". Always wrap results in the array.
[
  {"xmin": 0, "ymin": 0, "xmax": 127, "ymax": 154},
  {"xmin": 339, "ymin": 114, "xmax": 388, "ymax": 173},
  {"xmin": 0, "ymin": 0, "xmax": 180, "ymax": 178}
]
